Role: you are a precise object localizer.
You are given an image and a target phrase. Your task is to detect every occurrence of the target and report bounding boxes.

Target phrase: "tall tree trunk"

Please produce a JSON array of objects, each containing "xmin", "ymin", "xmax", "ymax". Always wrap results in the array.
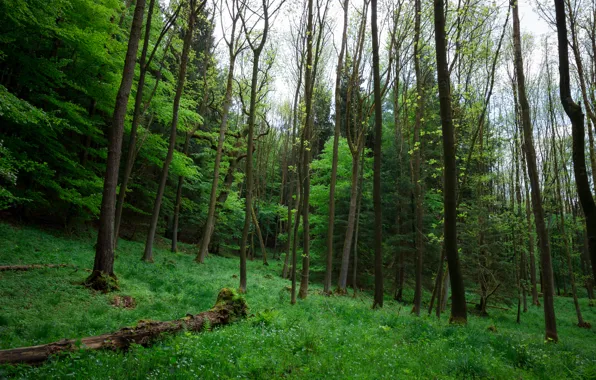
[
  {"xmin": 325, "ymin": 0, "xmax": 349, "ymax": 294},
  {"xmin": 298, "ymin": 0, "xmax": 315, "ymax": 300},
  {"xmin": 434, "ymin": 0, "xmax": 467, "ymax": 324},
  {"xmin": 143, "ymin": 2, "xmax": 199, "ymax": 262},
  {"xmin": 371, "ymin": 0, "xmax": 384, "ymax": 310},
  {"xmin": 411, "ymin": 0, "xmax": 424, "ymax": 315},
  {"xmin": 197, "ymin": 36, "xmax": 240, "ymax": 263},
  {"xmin": 115, "ymin": 1, "xmax": 178, "ymax": 246},
  {"xmin": 553, "ymin": 0, "xmax": 596, "ymax": 292},
  {"xmin": 546, "ymin": 59, "xmax": 586, "ymax": 326},
  {"xmin": 86, "ymin": 0, "xmax": 147, "ymax": 291},
  {"xmin": 239, "ymin": 0, "xmax": 271, "ymax": 293},
  {"xmin": 513, "ymin": 0, "xmax": 557, "ymax": 341}
]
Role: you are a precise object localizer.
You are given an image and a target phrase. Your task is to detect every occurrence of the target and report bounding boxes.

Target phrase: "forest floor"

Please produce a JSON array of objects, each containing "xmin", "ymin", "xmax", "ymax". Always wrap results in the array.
[{"xmin": 0, "ymin": 222, "xmax": 595, "ymax": 379}]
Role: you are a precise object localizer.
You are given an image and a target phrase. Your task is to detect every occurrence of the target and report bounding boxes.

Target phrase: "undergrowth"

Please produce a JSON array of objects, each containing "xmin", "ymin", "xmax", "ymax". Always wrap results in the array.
[{"xmin": 0, "ymin": 223, "xmax": 595, "ymax": 379}]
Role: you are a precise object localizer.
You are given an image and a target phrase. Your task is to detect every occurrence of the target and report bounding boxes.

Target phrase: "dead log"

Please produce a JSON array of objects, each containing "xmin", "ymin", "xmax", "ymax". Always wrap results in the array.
[
  {"xmin": 0, "ymin": 264, "xmax": 73, "ymax": 271},
  {"xmin": 0, "ymin": 288, "xmax": 247, "ymax": 365}
]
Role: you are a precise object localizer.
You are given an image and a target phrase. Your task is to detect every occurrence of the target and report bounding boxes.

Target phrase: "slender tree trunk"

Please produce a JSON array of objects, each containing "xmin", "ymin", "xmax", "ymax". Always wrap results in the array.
[
  {"xmin": 298, "ymin": 0, "xmax": 315, "ymax": 300},
  {"xmin": 251, "ymin": 206, "xmax": 268, "ymax": 265},
  {"xmin": 197, "ymin": 48, "xmax": 238, "ymax": 262},
  {"xmin": 325, "ymin": 0, "xmax": 349, "ymax": 294},
  {"xmin": 113, "ymin": 0, "xmax": 155, "ymax": 245},
  {"xmin": 371, "ymin": 0, "xmax": 384, "ymax": 310},
  {"xmin": 114, "ymin": 0, "xmax": 177, "ymax": 246},
  {"xmin": 143, "ymin": 2, "xmax": 198, "ymax": 262},
  {"xmin": 513, "ymin": 0, "xmax": 557, "ymax": 341},
  {"xmin": 515, "ymin": 137, "xmax": 528, "ymax": 313},
  {"xmin": 338, "ymin": 151, "xmax": 361, "ymax": 292},
  {"xmin": 411, "ymin": 0, "xmax": 424, "ymax": 316},
  {"xmin": 352, "ymin": 158, "xmax": 364, "ymax": 296},
  {"xmin": 239, "ymin": 1, "xmax": 271, "ymax": 292},
  {"xmin": 86, "ymin": 0, "xmax": 146, "ymax": 291}
]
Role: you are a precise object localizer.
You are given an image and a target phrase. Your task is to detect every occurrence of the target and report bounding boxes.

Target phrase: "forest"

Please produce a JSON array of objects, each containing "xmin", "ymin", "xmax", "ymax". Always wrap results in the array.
[{"xmin": 0, "ymin": 0, "xmax": 596, "ymax": 377}]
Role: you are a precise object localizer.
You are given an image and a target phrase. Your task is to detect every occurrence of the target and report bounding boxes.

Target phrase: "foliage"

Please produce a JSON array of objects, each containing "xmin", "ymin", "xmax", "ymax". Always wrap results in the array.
[{"xmin": 0, "ymin": 224, "xmax": 595, "ymax": 379}]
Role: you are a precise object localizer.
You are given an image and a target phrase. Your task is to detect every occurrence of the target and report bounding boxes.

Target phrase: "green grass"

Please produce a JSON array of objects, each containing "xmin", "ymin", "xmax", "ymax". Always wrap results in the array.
[{"xmin": 0, "ymin": 222, "xmax": 595, "ymax": 379}]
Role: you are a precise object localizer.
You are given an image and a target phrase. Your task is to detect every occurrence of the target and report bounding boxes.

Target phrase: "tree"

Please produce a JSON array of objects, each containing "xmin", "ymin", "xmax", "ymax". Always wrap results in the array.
[
  {"xmin": 325, "ymin": 0, "xmax": 349, "ymax": 295},
  {"xmin": 113, "ymin": 1, "xmax": 181, "ymax": 248},
  {"xmin": 143, "ymin": 0, "xmax": 205, "ymax": 262},
  {"xmin": 238, "ymin": 0, "xmax": 282, "ymax": 292},
  {"xmin": 371, "ymin": 0, "xmax": 383, "ymax": 309},
  {"xmin": 433, "ymin": 0, "xmax": 467, "ymax": 323},
  {"xmin": 411, "ymin": 0, "xmax": 425, "ymax": 316},
  {"xmin": 197, "ymin": 0, "xmax": 245, "ymax": 263},
  {"xmin": 85, "ymin": 0, "xmax": 147, "ymax": 291},
  {"xmin": 512, "ymin": 0, "xmax": 557, "ymax": 342},
  {"xmin": 554, "ymin": 0, "xmax": 596, "ymax": 292}
]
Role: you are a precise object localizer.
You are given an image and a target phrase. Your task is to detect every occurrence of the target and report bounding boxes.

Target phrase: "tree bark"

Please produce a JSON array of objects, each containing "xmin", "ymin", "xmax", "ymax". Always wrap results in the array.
[
  {"xmin": 513, "ymin": 0, "xmax": 558, "ymax": 341},
  {"xmin": 338, "ymin": 151, "xmax": 361, "ymax": 292},
  {"xmin": 251, "ymin": 206, "xmax": 268, "ymax": 265},
  {"xmin": 0, "ymin": 288, "xmax": 247, "ymax": 365},
  {"xmin": 411, "ymin": 0, "xmax": 424, "ymax": 316},
  {"xmin": 434, "ymin": 0, "xmax": 467, "ymax": 324},
  {"xmin": 298, "ymin": 0, "xmax": 315, "ymax": 300},
  {"xmin": 325, "ymin": 0, "xmax": 349, "ymax": 295},
  {"xmin": 554, "ymin": 0, "xmax": 596, "ymax": 293},
  {"xmin": 371, "ymin": 0, "xmax": 384, "ymax": 310},
  {"xmin": 0, "ymin": 264, "xmax": 74, "ymax": 271},
  {"xmin": 114, "ymin": 1, "xmax": 180, "ymax": 247},
  {"xmin": 87, "ymin": 0, "xmax": 147, "ymax": 291}
]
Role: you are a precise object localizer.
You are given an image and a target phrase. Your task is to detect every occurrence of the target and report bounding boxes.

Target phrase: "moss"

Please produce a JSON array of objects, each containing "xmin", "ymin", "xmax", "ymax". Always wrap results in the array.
[
  {"xmin": 211, "ymin": 288, "xmax": 248, "ymax": 321},
  {"xmin": 449, "ymin": 316, "xmax": 468, "ymax": 325},
  {"xmin": 83, "ymin": 271, "xmax": 119, "ymax": 293}
]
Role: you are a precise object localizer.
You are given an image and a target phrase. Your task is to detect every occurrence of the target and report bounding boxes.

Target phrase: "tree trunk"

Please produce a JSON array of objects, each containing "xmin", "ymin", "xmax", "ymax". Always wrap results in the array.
[
  {"xmin": 298, "ymin": 0, "xmax": 315, "ymax": 301},
  {"xmin": 197, "ymin": 53, "xmax": 239, "ymax": 262},
  {"xmin": 113, "ymin": 0, "xmax": 156, "ymax": 247},
  {"xmin": 86, "ymin": 0, "xmax": 147, "ymax": 291},
  {"xmin": 352, "ymin": 152, "xmax": 365, "ymax": 296},
  {"xmin": 337, "ymin": 152, "xmax": 361, "ymax": 293},
  {"xmin": 114, "ymin": 1, "xmax": 178, "ymax": 247},
  {"xmin": 513, "ymin": 0, "xmax": 557, "ymax": 341},
  {"xmin": 371, "ymin": 0, "xmax": 384, "ymax": 310},
  {"xmin": 239, "ymin": 0, "xmax": 272, "ymax": 293},
  {"xmin": 251, "ymin": 206, "xmax": 268, "ymax": 265},
  {"xmin": 434, "ymin": 0, "xmax": 467, "ymax": 324},
  {"xmin": 0, "ymin": 288, "xmax": 247, "ymax": 365},
  {"xmin": 325, "ymin": 0, "xmax": 349, "ymax": 295},
  {"xmin": 143, "ymin": 3, "xmax": 198, "ymax": 263},
  {"xmin": 553, "ymin": 0, "xmax": 596, "ymax": 296},
  {"xmin": 411, "ymin": 0, "xmax": 424, "ymax": 316}
]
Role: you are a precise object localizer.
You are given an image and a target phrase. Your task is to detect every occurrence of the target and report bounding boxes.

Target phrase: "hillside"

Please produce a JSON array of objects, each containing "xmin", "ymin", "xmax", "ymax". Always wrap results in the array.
[{"xmin": 1, "ymin": 223, "xmax": 595, "ymax": 379}]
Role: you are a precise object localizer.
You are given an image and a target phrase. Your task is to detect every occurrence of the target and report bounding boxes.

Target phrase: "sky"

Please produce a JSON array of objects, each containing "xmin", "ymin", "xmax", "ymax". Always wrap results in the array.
[{"xmin": 164, "ymin": 0, "xmax": 555, "ymax": 104}]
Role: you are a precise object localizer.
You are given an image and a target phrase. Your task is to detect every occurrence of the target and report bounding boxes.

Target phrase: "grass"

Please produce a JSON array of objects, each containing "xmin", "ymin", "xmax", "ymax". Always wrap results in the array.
[{"xmin": 0, "ymin": 222, "xmax": 595, "ymax": 379}]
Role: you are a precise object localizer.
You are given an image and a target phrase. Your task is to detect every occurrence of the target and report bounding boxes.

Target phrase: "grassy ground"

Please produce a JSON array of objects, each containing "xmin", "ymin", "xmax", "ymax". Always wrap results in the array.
[{"xmin": 0, "ymin": 222, "xmax": 595, "ymax": 379}]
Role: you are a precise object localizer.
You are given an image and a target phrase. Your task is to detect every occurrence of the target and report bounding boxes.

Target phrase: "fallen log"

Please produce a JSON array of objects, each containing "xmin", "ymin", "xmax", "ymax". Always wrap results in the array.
[
  {"xmin": 0, "ymin": 264, "xmax": 73, "ymax": 271},
  {"xmin": 0, "ymin": 288, "xmax": 247, "ymax": 365}
]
